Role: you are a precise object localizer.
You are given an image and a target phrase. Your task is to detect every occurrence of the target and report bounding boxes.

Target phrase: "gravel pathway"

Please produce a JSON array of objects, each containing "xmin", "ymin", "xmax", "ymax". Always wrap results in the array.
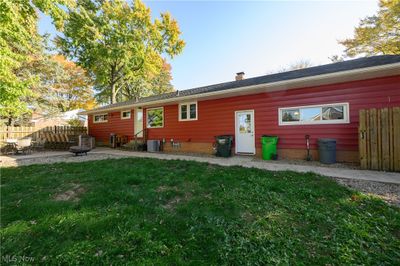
[
  {"xmin": 0, "ymin": 153, "xmax": 130, "ymax": 167},
  {"xmin": 333, "ymin": 178, "xmax": 400, "ymax": 207}
]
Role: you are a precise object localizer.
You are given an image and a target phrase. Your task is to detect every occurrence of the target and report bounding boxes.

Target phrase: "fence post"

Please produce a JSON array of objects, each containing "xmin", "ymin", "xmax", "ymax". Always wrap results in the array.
[
  {"xmin": 380, "ymin": 108, "xmax": 390, "ymax": 171},
  {"xmin": 394, "ymin": 107, "xmax": 400, "ymax": 172},
  {"xmin": 369, "ymin": 109, "xmax": 379, "ymax": 170},
  {"xmin": 359, "ymin": 109, "xmax": 367, "ymax": 169}
]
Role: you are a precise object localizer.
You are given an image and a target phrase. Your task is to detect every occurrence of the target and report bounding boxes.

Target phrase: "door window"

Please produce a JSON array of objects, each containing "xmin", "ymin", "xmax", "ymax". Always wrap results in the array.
[{"xmin": 239, "ymin": 113, "xmax": 252, "ymax": 133}]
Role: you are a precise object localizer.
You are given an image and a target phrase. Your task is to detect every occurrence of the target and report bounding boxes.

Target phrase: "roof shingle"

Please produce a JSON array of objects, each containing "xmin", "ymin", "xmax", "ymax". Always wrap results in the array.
[{"xmin": 88, "ymin": 55, "xmax": 400, "ymax": 113}]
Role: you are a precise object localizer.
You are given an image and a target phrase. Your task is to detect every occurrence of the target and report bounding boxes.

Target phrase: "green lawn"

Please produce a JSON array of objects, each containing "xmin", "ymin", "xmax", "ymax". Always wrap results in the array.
[{"xmin": 1, "ymin": 158, "xmax": 399, "ymax": 265}]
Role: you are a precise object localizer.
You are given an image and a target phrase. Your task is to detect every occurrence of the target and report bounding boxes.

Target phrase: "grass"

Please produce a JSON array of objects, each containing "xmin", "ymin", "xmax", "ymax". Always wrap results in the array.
[{"xmin": 1, "ymin": 158, "xmax": 399, "ymax": 265}]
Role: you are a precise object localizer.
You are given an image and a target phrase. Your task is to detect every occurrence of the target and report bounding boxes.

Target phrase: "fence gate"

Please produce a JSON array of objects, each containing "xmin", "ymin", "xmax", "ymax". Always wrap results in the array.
[{"xmin": 359, "ymin": 107, "xmax": 400, "ymax": 171}]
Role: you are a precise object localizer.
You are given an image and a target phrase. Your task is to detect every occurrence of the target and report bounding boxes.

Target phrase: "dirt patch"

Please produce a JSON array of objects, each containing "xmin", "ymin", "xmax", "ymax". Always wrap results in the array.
[
  {"xmin": 156, "ymin": 185, "xmax": 178, "ymax": 193},
  {"xmin": 162, "ymin": 192, "xmax": 192, "ymax": 210},
  {"xmin": 241, "ymin": 211, "xmax": 255, "ymax": 223},
  {"xmin": 207, "ymin": 163, "xmax": 217, "ymax": 170},
  {"xmin": 131, "ymin": 184, "xmax": 140, "ymax": 190},
  {"xmin": 54, "ymin": 184, "xmax": 86, "ymax": 202}
]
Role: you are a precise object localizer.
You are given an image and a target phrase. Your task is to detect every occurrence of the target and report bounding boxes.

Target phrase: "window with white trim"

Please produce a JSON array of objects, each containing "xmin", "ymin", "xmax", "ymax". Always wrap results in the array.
[
  {"xmin": 147, "ymin": 107, "xmax": 164, "ymax": 128},
  {"xmin": 121, "ymin": 110, "xmax": 131, "ymax": 119},
  {"xmin": 93, "ymin": 113, "xmax": 108, "ymax": 123},
  {"xmin": 179, "ymin": 102, "xmax": 197, "ymax": 121},
  {"xmin": 279, "ymin": 103, "xmax": 349, "ymax": 125}
]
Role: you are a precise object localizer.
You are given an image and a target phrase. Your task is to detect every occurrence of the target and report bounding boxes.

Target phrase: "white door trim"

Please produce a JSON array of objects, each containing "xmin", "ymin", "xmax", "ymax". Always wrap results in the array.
[
  {"xmin": 134, "ymin": 107, "xmax": 143, "ymax": 137},
  {"xmin": 235, "ymin": 110, "xmax": 256, "ymax": 155}
]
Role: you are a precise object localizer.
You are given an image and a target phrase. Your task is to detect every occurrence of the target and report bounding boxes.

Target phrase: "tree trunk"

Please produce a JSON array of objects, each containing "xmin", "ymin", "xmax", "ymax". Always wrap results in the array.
[
  {"xmin": 111, "ymin": 82, "xmax": 117, "ymax": 104},
  {"xmin": 110, "ymin": 63, "xmax": 117, "ymax": 104},
  {"xmin": 7, "ymin": 116, "xmax": 13, "ymax": 127}
]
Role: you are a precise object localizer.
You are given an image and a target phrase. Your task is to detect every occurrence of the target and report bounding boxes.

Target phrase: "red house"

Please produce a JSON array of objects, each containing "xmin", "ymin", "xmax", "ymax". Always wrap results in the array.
[{"xmin": 82, "ymin": 56, "xmax": 400, "ymax": 162}]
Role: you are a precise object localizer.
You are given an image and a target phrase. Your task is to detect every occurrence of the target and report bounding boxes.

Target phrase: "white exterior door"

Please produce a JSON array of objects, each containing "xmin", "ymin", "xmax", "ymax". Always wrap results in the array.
[
  {"xmin": 134, "ymin": 108, "xmax": 143, "ymax": 137},
  {"xmin": 235, "ymin": 110, "xmax": 255, "ymax": 154}
]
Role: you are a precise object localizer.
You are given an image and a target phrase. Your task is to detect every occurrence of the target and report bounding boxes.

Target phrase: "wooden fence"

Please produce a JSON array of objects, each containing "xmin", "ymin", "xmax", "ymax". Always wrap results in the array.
[
  {"xmin": 359, "ymin": 107, "xmax": 400, "ymax": 171},
  {"xmin": 0, "ymin": 126, "xmax": 87, "ymax": 146}
]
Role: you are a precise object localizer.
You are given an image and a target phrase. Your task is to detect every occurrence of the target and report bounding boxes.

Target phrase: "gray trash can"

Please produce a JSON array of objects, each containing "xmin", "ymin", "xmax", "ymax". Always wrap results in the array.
[
  {"xmin": 318, "ymin": 138, "xmax": 336, "ymax": 164},
  {"xmin": 147, "ymin": 140, "xmax": 160, "ymax": 152}
]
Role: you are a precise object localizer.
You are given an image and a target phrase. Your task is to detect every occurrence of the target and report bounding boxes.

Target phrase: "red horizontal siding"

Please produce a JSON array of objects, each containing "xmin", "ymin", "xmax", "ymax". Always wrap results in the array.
[
  {"xmin": 88, "ymin": 76, "xmax": 400, "ymax": 151},
  {"xmin": 88, "ymin": 109, "xmax": 134, "ymax": 143},
  {"xmin": 144, "ymin": 75, "xmax": 400, "ymax": 151}
]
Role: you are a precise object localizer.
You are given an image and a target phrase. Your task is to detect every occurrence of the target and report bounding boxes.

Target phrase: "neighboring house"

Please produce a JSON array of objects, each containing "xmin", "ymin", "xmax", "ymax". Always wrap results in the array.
[
  {"xmin": 81, "ymin": 55, "xmax": 400, "ymax": 162},
  {"xmin": 29, "ymin": 109, "xmax": 87, "ymax": 128},
  {"xmin": 61, "ymin": 109, "xmax": 88, "ymax": 127}
]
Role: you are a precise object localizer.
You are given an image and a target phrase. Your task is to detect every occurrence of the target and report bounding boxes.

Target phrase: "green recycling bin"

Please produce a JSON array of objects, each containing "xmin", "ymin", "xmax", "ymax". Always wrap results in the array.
[{"xmin": 261, "ymin": 135, "xmax": 278, "ymax": 160}]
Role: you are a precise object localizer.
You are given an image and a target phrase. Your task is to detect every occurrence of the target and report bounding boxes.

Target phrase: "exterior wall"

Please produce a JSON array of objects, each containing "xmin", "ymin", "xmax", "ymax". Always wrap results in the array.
[
  {"xmin": 88, "ymin": 75, "xmax": 400, "ymax": 161},
  {"xmin": 145, "ymin": 76, "xmax": 400, "ymax": 162},
  {"xmin": 88, "ymin": 109, "xmax": 134, "ymax": 144}
]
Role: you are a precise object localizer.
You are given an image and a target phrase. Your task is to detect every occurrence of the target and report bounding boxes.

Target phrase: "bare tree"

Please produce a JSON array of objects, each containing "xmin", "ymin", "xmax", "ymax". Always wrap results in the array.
[{"xmin": 268, "ymin": 59, "xmax": 313, "ymax": 74}]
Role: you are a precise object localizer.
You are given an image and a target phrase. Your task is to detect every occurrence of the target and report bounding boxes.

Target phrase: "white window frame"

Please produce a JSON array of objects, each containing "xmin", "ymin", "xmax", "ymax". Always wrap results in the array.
[
  {"xmin": 146, "ymin": 107, "xmax": 164, "ymax": 128},
  {"xmin": 93, "ymin": 113, "xmax": 108, "ymax": 123},
  {"xmin": 179, "ymin": 101, "xmax": 198, "ymax": 121},
  {"xmin": 278, "ymin": 102, "xmax": 350, "ymax": 126},
  {"xmin": 121, "ymin": 110, "xmax": 131, "ymax": 120}
]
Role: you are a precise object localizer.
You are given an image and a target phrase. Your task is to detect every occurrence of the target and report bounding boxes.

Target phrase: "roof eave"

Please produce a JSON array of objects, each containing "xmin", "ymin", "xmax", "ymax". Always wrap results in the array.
[{"xmin": 80, "ymin": 62, "xmax": 400, "ymax": 115}]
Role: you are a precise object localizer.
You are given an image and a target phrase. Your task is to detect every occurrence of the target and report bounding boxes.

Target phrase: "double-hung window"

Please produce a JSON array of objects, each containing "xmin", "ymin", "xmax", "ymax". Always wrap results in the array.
[
  {"xmin": 279, "ymin": 103, "xmax": 349, "ymax": 125},
  {"xmin": 147, "ymin": 107, "xmax": 164, "ymax": 128},
  {"xmin": 93, "ymin": 113, "xmax": 108, "ymax": 123},
  {"xmin": 121, "ymin": 110, "xmax": 131, "ymax": 119},
  {"xmin": 179, "ymin": 102, "xmax": 197, "ymax": 121}
]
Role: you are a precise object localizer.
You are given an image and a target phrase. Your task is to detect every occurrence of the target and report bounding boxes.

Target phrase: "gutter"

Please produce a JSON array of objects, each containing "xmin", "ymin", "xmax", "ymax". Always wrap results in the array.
[{"xmin": 80, "ymin": 62, "xmax": 400, "ymax": 115}]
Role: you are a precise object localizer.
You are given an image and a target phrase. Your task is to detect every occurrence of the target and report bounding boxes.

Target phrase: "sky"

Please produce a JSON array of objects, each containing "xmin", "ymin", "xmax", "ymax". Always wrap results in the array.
[{"xmin": 38, "ymin": 0, "xmax": 379, "ymax": 91}]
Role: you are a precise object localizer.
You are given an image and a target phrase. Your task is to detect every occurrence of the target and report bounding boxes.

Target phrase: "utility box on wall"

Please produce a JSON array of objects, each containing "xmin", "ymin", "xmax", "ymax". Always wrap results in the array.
[{"xmin": 147, "ymin": 140, "xmax": 160, "ymax": 152}]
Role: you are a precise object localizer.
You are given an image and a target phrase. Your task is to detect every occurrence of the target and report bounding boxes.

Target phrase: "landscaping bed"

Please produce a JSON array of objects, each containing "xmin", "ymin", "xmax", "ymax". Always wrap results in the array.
[{"xmin": 1, "ymin": 158, "xmax": 399, "ymax": 264}]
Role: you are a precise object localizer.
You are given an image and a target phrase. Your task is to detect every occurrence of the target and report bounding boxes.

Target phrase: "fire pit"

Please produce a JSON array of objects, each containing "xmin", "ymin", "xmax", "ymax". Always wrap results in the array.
[{"xmin": 69, "ymin": 146, "xmax": 91, "ymax": 156}]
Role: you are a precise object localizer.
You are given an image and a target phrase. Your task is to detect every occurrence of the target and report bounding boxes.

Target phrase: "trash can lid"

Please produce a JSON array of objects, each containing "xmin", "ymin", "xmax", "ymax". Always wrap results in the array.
[
  {"xmin": 216, "ymin": 135, "xmax": 233, "ymax": 139},
  {"xmin": 318, "ymin": 138, "xmax": 336, "ymax": 143}
]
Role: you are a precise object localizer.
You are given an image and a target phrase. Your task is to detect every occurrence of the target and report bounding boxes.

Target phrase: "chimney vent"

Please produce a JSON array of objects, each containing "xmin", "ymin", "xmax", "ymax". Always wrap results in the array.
[{"xmin": 235, "ymin": 72, "xmax": 245, "ymax": 81}]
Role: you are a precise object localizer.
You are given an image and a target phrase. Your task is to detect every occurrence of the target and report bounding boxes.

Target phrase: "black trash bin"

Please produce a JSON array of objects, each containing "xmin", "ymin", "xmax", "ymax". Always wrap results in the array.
[
  {"xmin": 215, "ymin": 135, "xmax": 233, "ymax": 157},
  {"xmin": 318, "ymin": 138, "xmax": 336, "ymax": 164}
]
